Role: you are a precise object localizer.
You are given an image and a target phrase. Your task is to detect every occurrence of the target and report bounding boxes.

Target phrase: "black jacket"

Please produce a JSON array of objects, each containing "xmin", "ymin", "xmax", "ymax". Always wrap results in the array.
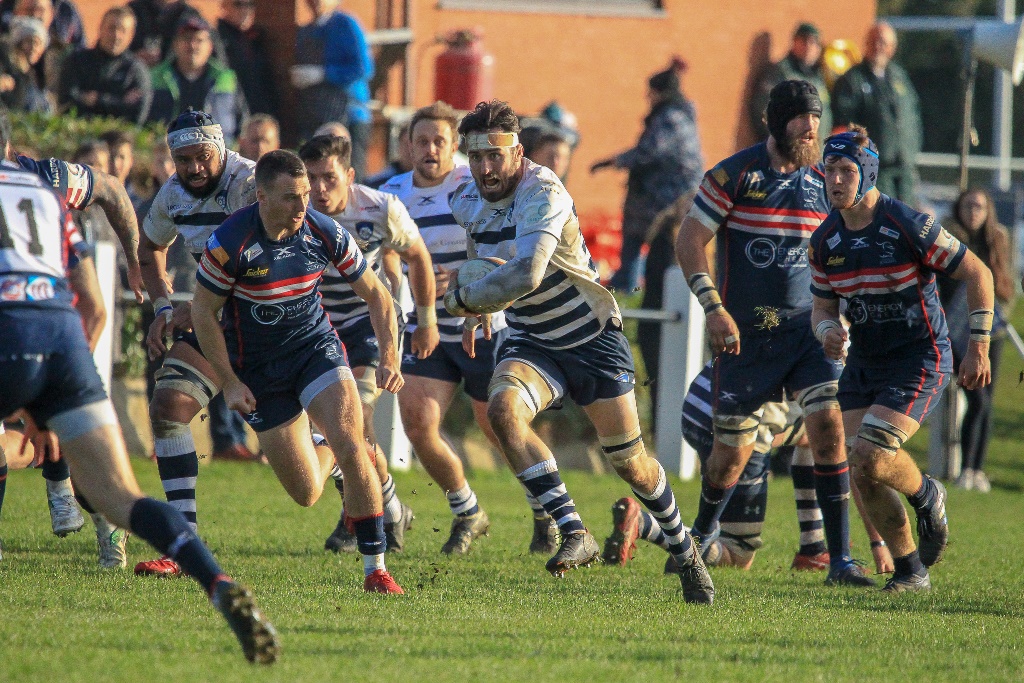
[
  {"xmin": 58, "ymin": 47, "xmax": 152, "ymax": 124},
  {"xmin": 217, "ymin": 19, "xmax": 279, "ymax": 116}
]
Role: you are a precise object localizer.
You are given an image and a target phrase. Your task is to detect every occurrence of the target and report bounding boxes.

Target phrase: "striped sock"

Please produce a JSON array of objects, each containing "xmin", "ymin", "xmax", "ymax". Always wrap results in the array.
[
  {"xmin": 814, "ymin": 460, "xmax": 852, "ymax": 565},
  {"xmin": 154, "ymin": 432, "xmax": 199, "ymax": 533},
  {"xmin": 129, "ymin": 497, "xmax": 221, "ymax": 592},
  {"xmin": 0, "ymin": 464, "xmax": 7, "ymax": 520},
  {"xmin": 791, "ymin": 446, "xmax": 826, "ymax": 556},
  {"xmin": 351, "ymin": 513, "xmax": 386, "ymax": 558},
  {"xmin": 381, "ymin": 475, "xmax": 403, "ymax": 524},
  {"xmin": 446, "ymin": 482, "xmax": 479, "ymax": 517},
  {"xmin": 516, "ymin": 460, "xmax": 585, "ymax": 535},
  {"xmin": 633, "ymin": 464, "xmax": 693, "ymax": 561},
  {"xmin": 638, "ymin": 510, "xmax": 670, "ymax": 550},
  {"xmin": 522, "ymin": 487, "xmax": 547, "ymax": 519}
]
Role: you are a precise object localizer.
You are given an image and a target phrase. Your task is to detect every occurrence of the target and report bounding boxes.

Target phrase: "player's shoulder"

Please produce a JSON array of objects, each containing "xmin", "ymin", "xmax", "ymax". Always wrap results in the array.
[
  {"xmin": 304, "ymin": 205, "xmax": 348, "ymax": 242},
  {"xmin": 706, "ymin": 143, "xmax": 767, "ymax": 190},
  {"xmin": 379, "ymin": 170, "xmax": 411, "ymax": 197},
  {"xmin": 515, "ymin": 160, "xmax": 571, "ymax": 205},
  {"xmin": 207, "ymin": 204, "xmax": 259, "ymax": 263},
  {"xmin": 222, "ymin": 151, "xmax": 257, "ymax": 207},
  {"xmin": 450, "ymin": 176, "xmax": 482, "ymax": 212},
  {"xmin": 1, "ymin": 159, "xmax": 52, "ymax": 188},
  {"xmin": 879, "ymin": 194, "xmax": 932, "ymax": 237},
  {"xmin": 810, "ymin": 211, "xmax": 843, "ymax": 250}
]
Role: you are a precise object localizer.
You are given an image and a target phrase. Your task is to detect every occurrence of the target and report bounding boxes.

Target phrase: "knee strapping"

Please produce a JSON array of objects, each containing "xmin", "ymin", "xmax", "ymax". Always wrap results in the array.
[
  {"xmin": 355, "ymin": 371, "xmax": 381, "ymax": 407},
  {"xmin": 796, "ymin": 381, "xmax": 839, "ymax": 416},
  {"xmin": 47, "ymin": 400, "xmax": 119, "ymax": 442},
  {"xmin": 151, "ymin": 419, "xmax": 192, "ymax": 439},
  {"xmin": 154, "ymin": 359, "xmax": 217, "ymax": 408},
  {"xmin": 857, "ymin": 414, "xmax": 909, "ymax": 454},
  {"xmin": 489, "ymin": 373, "xmax": 545, "ymax": 416},
  {"xmin": 599, "ymin": 426, "xmax": 645, "ymax": 466},
  {"xmin": 713, "ymin": 412, "xmax": 761, "ymax": 447}
]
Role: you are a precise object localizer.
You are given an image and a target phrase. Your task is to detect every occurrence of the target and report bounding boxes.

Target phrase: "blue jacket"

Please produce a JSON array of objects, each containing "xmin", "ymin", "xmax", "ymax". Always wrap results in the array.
[{"xmin": 297, "ymin": 11, "xmax": 373, "ymax": 124}]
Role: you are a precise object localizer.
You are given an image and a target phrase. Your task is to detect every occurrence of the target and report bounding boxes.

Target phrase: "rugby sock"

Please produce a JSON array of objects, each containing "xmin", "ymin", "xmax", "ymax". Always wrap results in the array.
[
  {"xmin": 893, "ymin": 550, "xmax": 927, "ymax": 578},
  {"xmin": 0, "ymin": 463, "xmax": 7, "ymax": 519},
  {"xmin": 907, "ymin": 476, "xmax": 936, "ymax": 510},
  {"xmin": 633, "ymin": 464, "xmax": 693, "ymax": 561},
  {"xmin": 154, "ymin": 433, "xmax": 199, "ymax": 532},
  {"xmin": 41, "ymin": 457, "xmax": 70, "ymax": 481},
  {"xmin": 791, "ymin": 447, "xmax": 827, "ymax": 556},
  {"xmin": 363, "ymin": 552, "xmax": 386, "ymax": 577},
  {"xmin": 516, "ymin": 460, "xmax": 585, "ymax": 535},
  {"xmin": 638, "ymin": 510, "xmax": 670, "ymax": 550},
  {"xmin": 351, "ymin": 512, "xmax": 387, "ymax": 559},
  {"xmin": 381, "ymin": 475, "xmax": 403, "ymax": 524},
  {"xmin": 522, "ymin": 488, "xmax": 548, "ymax": 519},
  {"xmin": 692, "ymin": 476, "xmax": 736, "ymax": 538},
  {"xmin": 446, "ymin": 482, "xmax": 480, "ymax": 517},
  {"xmin": 129, "ymin": 497, "xmax": 221, "ymax": 591},
  {"xmin": 813, "ymin": 461, "xmax": 852, "ymax": 564}
]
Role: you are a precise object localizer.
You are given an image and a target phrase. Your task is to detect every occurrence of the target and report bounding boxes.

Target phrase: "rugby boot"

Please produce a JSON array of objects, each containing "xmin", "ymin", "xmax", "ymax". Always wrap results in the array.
[
  {"xmin": 914, "ymin": 476, "xmax": 948, "ymax": 567},
  {"xmin": 92, "ymin": 514, "xmax": 129, "ymax": 569},
  {"xmin": 46, "ymin": 479, "xmax": 84, "ymax": 537},
  {"xmin": 676, "ymin": 536, "xmax": 715, "ymax": 604},
  {"xmin": 881, "ymin": 571, "xmax": 931, "ymax": 594},
  {"xmin": 134, "ymin": 555, "xmax": 182, "ymax": 576},
  {"xmin": 791, "ymin": 550, "xmax": 830, "ymax": 571},
  {"xmin": 545, "ymin": 529, "xmax": 600, "ymax": 577},
  {"xmin": 324, "ymin": 509, "xmax": 358, "ymax": 553},
  {"xmin": 441, "ymin": 509, "xmax": 489, "ymax": 555},
  {"xmin": 692, "ymin": 522, "xmax": 721, "ymax": 564},
  {"xmin": 529, "ymin": 515, "xmax": 559, "ymax": 554},
  {"xmin": 663, "ymin": 554, "xmax": 678, "ymax": 574},
  {"xmin": 363, "ymin": 569, "xmax": 405, "ymax": 594},
  {"xmin": 211, "ymin": 579, "xmax": 280, "ymax": 664},
  {"xmin": 601, "ymin": 497, "xmax": 641, "ymax": 567},
  {"xmin": 384, "ymin": 503, "xmax": 415, "ymax": 553},
  {"xmin": 824, "ymin": 558, "xmax": 876, "ymax": 587},
  {"xmin": 211, "ymin": 443, "xmax": 263, "ymax": 463}
]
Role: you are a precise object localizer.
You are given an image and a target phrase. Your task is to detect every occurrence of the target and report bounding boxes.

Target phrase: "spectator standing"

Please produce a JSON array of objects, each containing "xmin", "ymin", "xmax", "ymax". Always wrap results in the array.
[
  {"xmin": 941, "ymin": 189, "xmax": 1014, "ymax": 493},
  {"xmin": 128, "ymin": 0, "xmax": 202, "ymax": 67},
  {"xmin": 832, "ymin": 21, "xmax": 922, "ymax": 204},
  {"xmin": 292, "ymin": 0, "xmax": 373, "ymax": 179},
  {"xmin": 591, "ymin": 59, "xmax": 704, "ymax": 292},
  {"xmin": 217, "ymin": 0, "xmax": 278, "ymax": 117},
  {"xmin": 149, "ymin": 16, "xmax": 247, "ymax": 143},
  {"xmin": 0, "ymin": 16, "xmax": 51, "ymax": 113},
  {"xmin": 12, "ymin": 0, "xmax": 69, "ymax": 96},
  {"xmin": 237, "ymin": 113, "xmax": 279, "ymax": 161},
  {"xmin": 750, "ymin": 23, "xmax": 832, "ymax": 139},
  {"xmin": 1, "ymin": 0, "xmax": 82, "ymax": 47},
  {"xmin": 58, "ymin": 6, "xmax": 152, "ymax": 125}
]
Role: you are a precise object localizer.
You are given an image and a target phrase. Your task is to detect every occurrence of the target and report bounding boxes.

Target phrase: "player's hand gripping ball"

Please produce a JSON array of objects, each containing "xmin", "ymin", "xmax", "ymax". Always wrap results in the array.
[{"xmin": 443, "ymin": 257, "xmax": 509, "ymax": 316}]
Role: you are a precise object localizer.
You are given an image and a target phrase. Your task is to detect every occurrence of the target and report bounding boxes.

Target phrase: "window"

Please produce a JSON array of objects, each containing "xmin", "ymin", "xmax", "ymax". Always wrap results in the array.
[{"xmin": 437, "ymin": 0, "xmax": 663, "ymax": 18}]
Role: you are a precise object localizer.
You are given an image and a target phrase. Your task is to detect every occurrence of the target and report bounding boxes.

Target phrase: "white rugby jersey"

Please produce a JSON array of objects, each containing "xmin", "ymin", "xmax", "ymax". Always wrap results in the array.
[
  {"xmin": 320, "ymin": 183, "xmax": 420, "ymax": 330},
  {"xmin": 143, "ymin": 151, "xmax": 257, "ymax": 257},
  {"xmin": 450, "ymin": 160, "xmax": 619, "ymax": 350},
  {"xmin": 382, "ymin": 166, "xmax": 505, "ymax": 344}
]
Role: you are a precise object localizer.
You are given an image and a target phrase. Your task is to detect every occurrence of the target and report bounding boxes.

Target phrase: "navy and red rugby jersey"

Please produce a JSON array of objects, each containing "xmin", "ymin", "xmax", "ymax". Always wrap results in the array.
[
  {"xmin": 689, "ymin": 142, "xmax": 830, "ymax": 330},
  {"xmin": 809, "ymin": 194, "xmax": 966, "ymax": 367},
  {"xmin": 17, "ymin": 155, "xmax": 93, "ymax": 210},
  {"xmin": 196, "ymin": 204, "xmax": 366, "ymax": 367}
]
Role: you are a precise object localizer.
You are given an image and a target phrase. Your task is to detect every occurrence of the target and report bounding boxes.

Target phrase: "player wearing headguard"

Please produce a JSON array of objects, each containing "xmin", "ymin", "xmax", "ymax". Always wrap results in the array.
[
  {"xmin": 811, "ymin": 126, "xmax": 994, "ymax": 592},
  {"xmin": 445, "ymin": 100, "xmax": 713, "ymax": 603},
  {"xmin": 0, "ymin": 148, "xmax": 279, "ymax": 663},
  {"xmin": 675, "ymin": 80, "xmax": 873, "ymax": 587},
  {"xmin": 297, "ymin": 134, "xmax": 435, "ymax": 554},
  {"xmin": 134, "ymin": 110, "xmax": 260, "ymax": 577},
  {"xmin": 380, "ymin": 102, "xmax": 521, "ymax": 556},
  {"xmin": 191, "ymin": 150, "xmax": 405, "ymax": 594}
]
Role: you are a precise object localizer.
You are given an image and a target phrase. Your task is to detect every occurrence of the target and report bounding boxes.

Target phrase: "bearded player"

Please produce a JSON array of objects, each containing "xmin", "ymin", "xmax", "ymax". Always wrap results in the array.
[
  {"xmin": 445, "ymin": 100, "xmax": 713, "ymax": 603},
  {"xmin": 811, "ymin": 127, "xmax": 993, "ymax": 591}
]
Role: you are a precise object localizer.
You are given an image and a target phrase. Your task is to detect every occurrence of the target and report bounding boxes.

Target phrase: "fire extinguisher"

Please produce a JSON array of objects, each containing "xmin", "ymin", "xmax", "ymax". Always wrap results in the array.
[{"xmin": 434, "ymin": 28, "xmax": 494, "ymax": 111}]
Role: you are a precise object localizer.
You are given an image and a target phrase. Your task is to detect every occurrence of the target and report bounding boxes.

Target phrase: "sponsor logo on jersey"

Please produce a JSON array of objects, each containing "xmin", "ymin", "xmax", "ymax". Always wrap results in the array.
[
  {"xmin": 402, "ymin": 353, "xmax": 417, "ymax": 365},
  {"xmin": 719, "ymin": 391, "xmax": 738, "ymax": 403},
  {"xmin": 490, "ymin": 208, "xmax": 509, "ymax": 218},
  {"xmin": 747, "ymin": 170, "xmax": 763, "ymax": 186},
  {"xmin": 846, "ymin": 297, "xmax": 907, "ymax": 325},
  {"xmin": 803, "ymin": 174, "xmax": 824, "ymax": 188},
  {"xmin": 243, "ymin": 244, "xmax": 263, "ymax": 261},
  {"xmin": 850, "ymin": 237, "xmax": 870, "ymax": 249},
  {"xmin": 613, "ymin": 372, "xmax": 634, "ymax": 384},
  {"xmin": 460, "ymin": 193, "xmax": 479, "ymax": 200},
  {"xmin": 919, "ymin": 215, "xmax": 935, "ymax": 239},
  {"xmin": 879, "ymin": 226, "xmax": 900, "ymax": 239},
  {"xmin": 243, "ymin": 266, "xmax": 269, "ymax": 277},
  {"xmin": 25, "ymin": 276, "xmax": 55, "ymax": 301},
  {"xmin": 359, "ymin": 205, "xmax": 382, "ymax": 213},
  {"xmin": 826, "ymin": 234, "xmax": 841, "ymax": 249},
  {"xmin": 417, "ymin": 196, "xmax": 436, "ymax": 205},
  {"xmin": 711, "ymin": 166, "xmax": 729, "ymax": 186},
  {"xmin": 776, "ymin": 178, "xmax": 794, "ymax": 189},
  {"xmin": 744, "ymin": 189, "xmax": 767, "ymax": 200},
  {"xmin": 303, "ymin": 233, "xmax": 322, "ymax": 247},
  {"xmin": 273, "ymin": 246, "xmax": 295, "ymax": 260},
  {"xmin": 827, "ymin": 255, "xmax": 845, "ymax": 266}
]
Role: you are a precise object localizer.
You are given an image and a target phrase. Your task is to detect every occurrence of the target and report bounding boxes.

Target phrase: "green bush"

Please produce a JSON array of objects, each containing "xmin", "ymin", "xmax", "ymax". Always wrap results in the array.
[{"xmin": 7, "ymin": 109, "xmax": 163, "ymax": 161}]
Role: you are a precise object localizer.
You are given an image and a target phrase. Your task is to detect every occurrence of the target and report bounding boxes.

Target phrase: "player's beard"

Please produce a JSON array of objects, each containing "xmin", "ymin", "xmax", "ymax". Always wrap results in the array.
[
  {"xmin": 183, "ymin": 167, "xmax": 225, "ymax": 198},
  {"xmin": 781, "ymin": 130, "xmax": 821, "ymax": 168}
]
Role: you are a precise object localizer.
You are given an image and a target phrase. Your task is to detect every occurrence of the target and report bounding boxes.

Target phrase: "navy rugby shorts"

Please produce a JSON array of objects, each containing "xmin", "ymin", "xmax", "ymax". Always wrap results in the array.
[
  {"xmin": 0, "ymin": 307, "xmax": 107, "ymax": 425},
  {"xmin": 401, "ymin": 328, "xmax": 506, "ymax": 402},
  {"xmin": 837, "ymin": 347, "xmax": 952, "ymax": 424}
]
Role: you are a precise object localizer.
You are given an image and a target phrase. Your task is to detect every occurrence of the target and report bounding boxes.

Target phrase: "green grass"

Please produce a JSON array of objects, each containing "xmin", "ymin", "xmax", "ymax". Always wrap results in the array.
[{"xmin": 2, "ymin": 455, "xmax": 1024, "ymax": 681}]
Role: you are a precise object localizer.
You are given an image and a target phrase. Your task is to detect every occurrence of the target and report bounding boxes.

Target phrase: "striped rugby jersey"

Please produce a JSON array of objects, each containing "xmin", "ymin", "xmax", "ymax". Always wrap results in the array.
[
  {"xmin": 17, "ymin": 155, "xmax": 93, "ymax": 210},
  {"xmin": 381, "ymin": 166, "xmax": 505, "ymax": 344},
  {"xmin": 144, "ymin": 151, "xmax": 256, "ymax": 257},
  {"xmin": 319, "ymin": 183, "xmax": 419, "ymax": 331},
  {"xmin": 688, "ymin": 142, "xmax": 829, "ymax": 331},
  {"xmin": 450, "ymin": 160, "xmax": 618, "ymax": 350},
  {"xmin": 196, "ymin": 203, "xmax": 366, "ymax": 367},
  {"xmin": 809, "ymin": 194, "xmax": 965, "ymax": 367}
]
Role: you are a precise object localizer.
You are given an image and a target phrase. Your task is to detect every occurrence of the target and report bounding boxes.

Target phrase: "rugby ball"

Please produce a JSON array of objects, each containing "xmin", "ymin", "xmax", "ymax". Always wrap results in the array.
[{"xmin": 455, "ymin": 257, "xmax": 509, "ymax": 314}]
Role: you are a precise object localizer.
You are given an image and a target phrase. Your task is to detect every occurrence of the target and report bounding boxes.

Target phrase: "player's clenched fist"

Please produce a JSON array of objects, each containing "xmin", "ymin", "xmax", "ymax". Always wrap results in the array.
[
  {"xmin": 223, "ymin": 378, "xmax": 256, "ymax": 414},
  {"xmin": 706, "ymin": 308, "xmax": 741, "ymax": 355}
]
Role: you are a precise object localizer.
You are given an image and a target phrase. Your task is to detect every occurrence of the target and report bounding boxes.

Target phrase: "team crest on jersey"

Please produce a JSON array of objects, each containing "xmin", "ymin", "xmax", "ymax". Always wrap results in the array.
[
  {"xmin": 303, "ymin": 233, "xmax": 322, "ymax": 247},
  {"xmin": 826, "ymin": 234, "xmax": 841, "ymax": 249},
  {"xmin": 879, "ymin": 226, "xmax": 900, "ymax": 240},
  {"xmin": 804, "ymin": 189, "xmax": 818, "ymax": 205},
  {"xmin": 356, "ymin": 222, "xmax": 375, "ymax": 241},
  {"xmin": 243, "ymin": 244, "xmax": 263, "ymax": 262},
  {"xmin": 215, "ymin": 189, "xmax": 230, "ymax": 212},
  {"xmin": 878, "ymin": 241, "xmax": 896, "ymax": 264}
]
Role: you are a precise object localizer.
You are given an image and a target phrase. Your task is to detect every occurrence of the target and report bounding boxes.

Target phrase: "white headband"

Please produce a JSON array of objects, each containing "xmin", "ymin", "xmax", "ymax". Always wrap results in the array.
[
  {"xmin": 168, "ymin": 124, "xmax": 226, "ymax": 161},
  {"xmin": 465, "ymin": 132, "xmax": 519, "ymax": 151}
]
